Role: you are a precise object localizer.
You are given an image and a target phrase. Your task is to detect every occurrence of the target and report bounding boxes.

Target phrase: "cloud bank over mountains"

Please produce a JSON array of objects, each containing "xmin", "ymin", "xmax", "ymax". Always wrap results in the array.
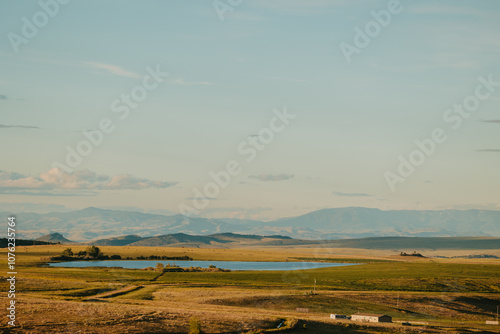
[{"xmin": 0, "ymin": 168, "xmax": 176, "ymax": 195}]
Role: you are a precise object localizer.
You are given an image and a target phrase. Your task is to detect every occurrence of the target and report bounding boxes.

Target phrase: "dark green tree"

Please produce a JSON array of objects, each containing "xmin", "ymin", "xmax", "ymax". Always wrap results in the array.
[
  {"xmin": 61, "ymin": 248, "xmax": 73, "ymax": 257},
  {"xmin": 85, "ymin": 246, "xmax": 101, "ymax": 258}
]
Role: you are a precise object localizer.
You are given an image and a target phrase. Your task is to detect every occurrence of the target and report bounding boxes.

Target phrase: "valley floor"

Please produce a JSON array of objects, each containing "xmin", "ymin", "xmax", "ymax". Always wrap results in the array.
[{"xmin": 1, "ymin": 245, "xmax": 499, "ymax": 333}]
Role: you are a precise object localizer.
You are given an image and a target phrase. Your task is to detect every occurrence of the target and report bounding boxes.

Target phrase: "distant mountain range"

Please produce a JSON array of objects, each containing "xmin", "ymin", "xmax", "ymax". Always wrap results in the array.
[{"xmin": 5, "ymin": 207, "xmax": 500, "ymax": 242}]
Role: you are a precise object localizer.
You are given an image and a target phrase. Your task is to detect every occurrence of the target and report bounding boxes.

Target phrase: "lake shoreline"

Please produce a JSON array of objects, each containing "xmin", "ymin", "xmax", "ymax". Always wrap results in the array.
[{"xmin": 48, "ymin": 259, "xmax": 360, "ymax": 271}]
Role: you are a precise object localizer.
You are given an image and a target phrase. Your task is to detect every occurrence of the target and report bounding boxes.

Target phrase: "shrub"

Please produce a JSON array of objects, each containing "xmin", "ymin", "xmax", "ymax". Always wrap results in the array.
[
  {"xmin": 61, "ymin": 248, "xmax": 73, "ymax": 257},
  {"xmin": 188, "ymin": 316, "xmax": 202, "ymax": 334},
  {"xmin": 86, "ymin": 246, "xmax": 101, "ymax": 258}
]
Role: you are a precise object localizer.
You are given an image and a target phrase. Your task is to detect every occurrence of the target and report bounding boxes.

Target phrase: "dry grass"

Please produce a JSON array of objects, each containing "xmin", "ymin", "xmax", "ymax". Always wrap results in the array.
[
  {"xmin": 0, "ymin": 295, "xmax": 283, "ymax": 333},
  {"xmin": 1, "ymin": 245, "xmax": 498, "ymax": 333}
]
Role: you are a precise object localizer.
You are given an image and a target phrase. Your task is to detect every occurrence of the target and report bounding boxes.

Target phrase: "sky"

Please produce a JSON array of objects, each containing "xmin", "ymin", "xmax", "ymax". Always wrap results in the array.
[{"xmin": 0, "ymin": 0, "xmax": 499, "ymax": 220}]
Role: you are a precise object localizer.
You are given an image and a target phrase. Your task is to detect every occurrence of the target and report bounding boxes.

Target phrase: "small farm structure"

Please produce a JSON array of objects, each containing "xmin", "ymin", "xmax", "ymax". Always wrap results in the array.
[
  {"xmin": 330, "ymin": 314, "xmax": 348, "ymax": 319},
  {"xmin": 351, "ymin": 313, "xmax": 392, "ymax": 323}
]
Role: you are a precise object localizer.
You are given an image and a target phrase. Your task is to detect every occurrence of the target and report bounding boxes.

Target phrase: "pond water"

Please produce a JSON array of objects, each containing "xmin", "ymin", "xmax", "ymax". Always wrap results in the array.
[{"xmin": 49, "ymin": 260, "xmax": 358, "ymax": 271}]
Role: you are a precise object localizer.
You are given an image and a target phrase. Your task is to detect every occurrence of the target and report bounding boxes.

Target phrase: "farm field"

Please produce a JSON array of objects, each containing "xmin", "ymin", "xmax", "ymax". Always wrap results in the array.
[{"xmin": 1, "ymin": 245, "xmax": 499, "ymax": 333}]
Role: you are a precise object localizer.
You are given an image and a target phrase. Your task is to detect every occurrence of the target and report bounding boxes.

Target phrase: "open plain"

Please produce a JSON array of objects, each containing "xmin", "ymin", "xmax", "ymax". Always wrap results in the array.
[{"xmin": 1, "ymin": 243, "xmax": 499, "ymax": 333}]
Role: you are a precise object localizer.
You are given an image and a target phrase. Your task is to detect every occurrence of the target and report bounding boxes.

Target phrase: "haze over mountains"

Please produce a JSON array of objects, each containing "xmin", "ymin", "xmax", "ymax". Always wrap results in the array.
[{"xmin": 7, "ymin": 207, "xmax": 500, "ymax": 242}]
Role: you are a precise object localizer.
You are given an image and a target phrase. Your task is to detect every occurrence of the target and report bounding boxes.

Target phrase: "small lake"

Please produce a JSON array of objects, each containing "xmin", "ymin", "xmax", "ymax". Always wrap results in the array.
[{"xmin": 49, "ymin": 260, "xmax": 358, "ymax": 271}]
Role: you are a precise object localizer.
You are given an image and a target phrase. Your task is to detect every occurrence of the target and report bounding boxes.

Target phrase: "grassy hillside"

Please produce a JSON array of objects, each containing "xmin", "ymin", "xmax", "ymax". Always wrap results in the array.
[
  {"xmin": 87, "ymin": 233, "xmax": 500, "ymax": 250},
  {"xmin": 90, "ymin": 232, "xmax": 298, "ymax": 247},
  {"xmin": 92, "ymin": 234, "xmax": 143, "ymax": 246},
  {"xmin": 320, "ymin": 236, "xmax": 500, "ymax": 250}
]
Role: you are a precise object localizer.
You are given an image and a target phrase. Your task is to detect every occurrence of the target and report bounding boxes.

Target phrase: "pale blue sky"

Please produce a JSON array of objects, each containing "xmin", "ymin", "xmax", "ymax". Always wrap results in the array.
[{"xmin": 0, "ymin": 0, "xmax": 499, "ymax": 219}]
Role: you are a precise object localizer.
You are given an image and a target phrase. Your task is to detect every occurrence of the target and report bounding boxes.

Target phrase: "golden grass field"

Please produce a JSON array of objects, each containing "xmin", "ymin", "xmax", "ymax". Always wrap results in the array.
[{"xmin": 1, "ymin": 244, "xmax": 499, "ymax": 333}]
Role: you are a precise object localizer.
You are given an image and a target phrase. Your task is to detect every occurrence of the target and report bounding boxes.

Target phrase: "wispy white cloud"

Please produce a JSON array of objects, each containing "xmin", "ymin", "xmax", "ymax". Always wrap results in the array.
[
  {"xmin": 4, "ymin": 55, "xmax": 142, "ymax": 79},
  {"xmin": 0, "ymin": 168, "xmax": 177, "ymax": 194},
  {"xmin": 185, "ymin": 196, "xmax": 217, "ymax": 201},
  {"xmin": 333, "ymin": 191, "xmax": 372, "ymax": 197},
  {"xmin": 248, "ymin": 174, "xmax": 294, "ymax": 182},
  {"xmin": 104, "ymin": 174, "xmax": 175, "ymax": 190},
  {"xmin": 84, "ymin": 62, "xmax": 142, "ymax": 79},
  {"xmin": 0, "ymin": 124, "xmax": 39, "ymax": 129},
  {"xmin": 0, "ymin": 189, "xmax": 97, "ymax": 197},
  {"xmin": 169, "ymin": 78, "xmax": 214, "ymax": 86}
]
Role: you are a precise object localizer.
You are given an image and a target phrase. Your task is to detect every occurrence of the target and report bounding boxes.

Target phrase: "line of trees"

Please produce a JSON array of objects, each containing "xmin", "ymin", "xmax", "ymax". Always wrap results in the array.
[
  {"xmin": 399, "ymin": 251, "xmax": 424, "ymax": 257},
  {"xmin": 136, "ymin": 255, "xmax": 192, "ymax": 260},
  {"xmin": 57, "ymin": 246, "xmax": 121, "ymax": 260}
]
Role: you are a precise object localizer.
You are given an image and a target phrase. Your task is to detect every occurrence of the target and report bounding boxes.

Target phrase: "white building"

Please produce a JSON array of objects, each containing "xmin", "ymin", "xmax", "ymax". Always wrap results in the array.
[{"xmin": 351, "ymin": 313, "xmax": 392, "ymax": 323}]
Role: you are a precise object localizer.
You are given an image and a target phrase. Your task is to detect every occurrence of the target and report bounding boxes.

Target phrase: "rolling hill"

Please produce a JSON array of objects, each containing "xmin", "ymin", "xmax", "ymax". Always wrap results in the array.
[
  {"xmin": 35, "ymin": 232, "xmax": 73, "ymax": 244},
  {"xmin": 35, "ymin": 232, "xmax": 500, "ymax": 250},
  {"xmin": 90, "ymin": 232, "xmax": 294, "ymax": 247}
]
